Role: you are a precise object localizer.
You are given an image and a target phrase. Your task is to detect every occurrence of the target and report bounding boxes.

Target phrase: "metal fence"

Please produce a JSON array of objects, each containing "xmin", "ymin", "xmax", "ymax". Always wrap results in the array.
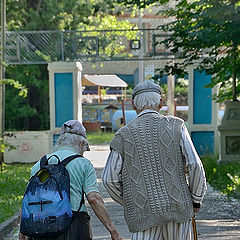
[{"xmin": 2, "ymin": 29, "xmax": 174, "ymax": 65}]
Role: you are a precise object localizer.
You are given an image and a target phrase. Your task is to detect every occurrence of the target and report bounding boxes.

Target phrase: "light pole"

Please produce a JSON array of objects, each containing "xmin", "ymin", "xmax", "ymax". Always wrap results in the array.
[{"xmin": 0, "ymin": 0, "xmax": 6, "ymax": 165}]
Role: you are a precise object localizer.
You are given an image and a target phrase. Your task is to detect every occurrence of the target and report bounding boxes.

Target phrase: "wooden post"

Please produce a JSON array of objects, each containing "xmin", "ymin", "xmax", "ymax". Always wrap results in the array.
[
  {"xmin": 121, "ymin": 98, "xmax": 126, "ymax": 126},
  {"xmin": 0, "ymin": 0, "xmax": 6, "ymax": 166},
  {"xmin": 124, "ymin": 87, "xmax": 127, "ymax": 101},
  {"xmin": 98, "ymin": 86, "xmax": 101, "ymax": 102},
  {"xmin": 167, "ymin": 74, "xmax": 175, "ymax": 116},
  {"xmin": 174, "ymin": 98, "xmax": 177, "ymax": 116}
]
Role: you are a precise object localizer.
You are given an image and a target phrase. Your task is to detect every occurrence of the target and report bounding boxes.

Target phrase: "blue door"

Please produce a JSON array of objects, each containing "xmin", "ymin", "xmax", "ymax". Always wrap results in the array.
[{"xmin": 54, "ymin": 73, "xmax": 73, "ymax": 127}]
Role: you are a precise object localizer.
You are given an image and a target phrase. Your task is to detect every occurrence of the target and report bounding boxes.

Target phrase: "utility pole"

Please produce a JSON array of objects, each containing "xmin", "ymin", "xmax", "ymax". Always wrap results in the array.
[{"xmin": 0, "ymin": 0, "xmax": 6, "ymax": 165}]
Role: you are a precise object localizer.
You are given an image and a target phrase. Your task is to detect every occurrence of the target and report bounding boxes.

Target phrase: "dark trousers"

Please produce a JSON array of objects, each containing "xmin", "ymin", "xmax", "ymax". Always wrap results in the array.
[{"xmin": 29, "ymin": 212, "xmax": 92, "ymax": 240}]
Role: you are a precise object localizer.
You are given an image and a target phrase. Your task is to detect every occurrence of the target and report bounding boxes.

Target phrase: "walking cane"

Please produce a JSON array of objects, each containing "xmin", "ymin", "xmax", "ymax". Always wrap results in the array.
[{"xmin": 192, "ymin": 214, "xmax": 198, "ymax": 240}]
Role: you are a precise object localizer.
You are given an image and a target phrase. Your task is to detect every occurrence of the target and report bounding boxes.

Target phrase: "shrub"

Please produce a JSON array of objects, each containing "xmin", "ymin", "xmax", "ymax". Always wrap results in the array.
[{"xmin": 201, "ymin": 156, "xmax": 240, "ymax": 199}]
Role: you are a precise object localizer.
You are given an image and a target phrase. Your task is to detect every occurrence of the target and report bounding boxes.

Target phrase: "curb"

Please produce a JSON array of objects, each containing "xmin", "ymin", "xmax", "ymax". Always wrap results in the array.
[{"xmin": 0, "ymin": 211, "xmax": 20, "ymax": 240}]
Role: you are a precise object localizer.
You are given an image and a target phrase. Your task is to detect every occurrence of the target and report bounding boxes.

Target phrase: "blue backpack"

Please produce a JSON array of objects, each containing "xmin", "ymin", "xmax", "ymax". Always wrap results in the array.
[{"xmin": 20, "ymin": 154, "xmax": 83, "ymax": 238}]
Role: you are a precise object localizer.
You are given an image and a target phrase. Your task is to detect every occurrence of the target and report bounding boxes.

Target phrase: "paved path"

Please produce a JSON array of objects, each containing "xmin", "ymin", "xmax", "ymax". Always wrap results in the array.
[{"xmin": 3, "ymin": 145, "xmax": 240, "ymax": 239}]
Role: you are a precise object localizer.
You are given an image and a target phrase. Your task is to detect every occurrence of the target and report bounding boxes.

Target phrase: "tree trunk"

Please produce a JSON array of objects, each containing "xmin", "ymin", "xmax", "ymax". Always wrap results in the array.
[{"xmin": 232, "ymin": 43, "xmax": 237, "ymax": 101}]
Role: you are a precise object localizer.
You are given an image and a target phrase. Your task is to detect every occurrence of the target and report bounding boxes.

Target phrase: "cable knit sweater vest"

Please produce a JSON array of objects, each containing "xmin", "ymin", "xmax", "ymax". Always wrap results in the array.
[{"xmin": 110, "ymin": 112, "xmax": 194, "ymax": 232}]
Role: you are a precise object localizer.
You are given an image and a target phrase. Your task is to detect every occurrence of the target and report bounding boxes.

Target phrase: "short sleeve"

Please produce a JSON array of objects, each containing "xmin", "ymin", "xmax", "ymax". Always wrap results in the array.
[{"xmin": 82, "ymin": 162, "xmax": 100, "ymax": 196}]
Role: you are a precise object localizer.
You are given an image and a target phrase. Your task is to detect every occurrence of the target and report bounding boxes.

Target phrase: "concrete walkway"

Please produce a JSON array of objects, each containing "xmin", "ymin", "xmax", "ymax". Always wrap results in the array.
[{"xmin": 3, "ymin": 145, "xmax": 240, "ymax": 239}]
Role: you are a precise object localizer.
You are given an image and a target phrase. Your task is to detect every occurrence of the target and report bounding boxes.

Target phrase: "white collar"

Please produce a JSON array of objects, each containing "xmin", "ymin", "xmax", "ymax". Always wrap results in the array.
[{"xmin": 138, "ymin": 109, "xmax": 159, "ymax": 117}]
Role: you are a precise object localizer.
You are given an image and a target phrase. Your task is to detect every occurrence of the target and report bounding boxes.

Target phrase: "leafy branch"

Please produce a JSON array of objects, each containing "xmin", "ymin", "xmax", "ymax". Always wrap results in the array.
[{"xmin": 0, "ymin": 79, "xmax": 28, "ymax": 97}]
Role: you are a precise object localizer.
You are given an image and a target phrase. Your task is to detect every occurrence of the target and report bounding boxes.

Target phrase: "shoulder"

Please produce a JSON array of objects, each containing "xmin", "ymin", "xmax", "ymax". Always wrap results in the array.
[
  {"xmin": 31, "ymin": 161, "xmax": 41, "ymax": 176},
  {"xmin": 67, "ymin": 155, "xmax": 94, "ymax": 169},
  {"xmin": 111, "ymin": 124, "xmax": 128, "ymax": 139},
  {"xmin": 111, "ymin": 120, "xmax": 135, "ymax": 141},
  {"xmin": 118, "ymin": 117, "xmax": 139, "ymax": 133},
  {"xmin": 65, "ymin": 156, "xmax": 96, "ymax": 180},
  {"xmin": 165, "ymin": 115, "xmax": 185, "ymax": 124}
]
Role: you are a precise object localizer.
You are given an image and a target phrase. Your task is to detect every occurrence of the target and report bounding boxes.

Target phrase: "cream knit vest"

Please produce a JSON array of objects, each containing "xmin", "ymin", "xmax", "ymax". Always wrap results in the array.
[{"xmin": 110, "ymin": 112, "xmax": 194, "ymax": 232}]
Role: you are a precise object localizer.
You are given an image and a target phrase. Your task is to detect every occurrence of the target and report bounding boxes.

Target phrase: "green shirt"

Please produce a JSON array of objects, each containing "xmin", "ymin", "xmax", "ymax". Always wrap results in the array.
[{"xmin": 31, "ymin": 145, "xmax": 99, "ymax": 212}]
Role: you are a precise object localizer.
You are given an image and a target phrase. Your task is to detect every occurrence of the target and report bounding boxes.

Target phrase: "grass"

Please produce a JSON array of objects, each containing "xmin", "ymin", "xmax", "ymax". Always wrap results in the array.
[
  {"xmin": 201, "ymin": 156, "xmax": 240, "ymax": 199},
  {"xmin": 87, "ymin": 131, "xmax": 115, "ymax": 145},
  {"xmin": 0, "ymin": 131, "xmax": 114, "ymax": 224},
  {"xmin": 0, "ymin": 140, "xmax": 239, "ymax": 225},
  {"xmin": 0, "ymin": 163, "xmax": 32, "ymax": 224}
]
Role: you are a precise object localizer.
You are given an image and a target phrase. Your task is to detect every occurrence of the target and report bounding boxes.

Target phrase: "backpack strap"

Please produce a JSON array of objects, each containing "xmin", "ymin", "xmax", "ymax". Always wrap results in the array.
[
  {"xmin": 40, "ymin": 155, "xmax": 48, "ymax": 169},
  {"xmin": 77, "ymin": 189, "xmax": 85, "ymax": 212},
  {"xmin": 61, "ymin": 154, "xmax": 83, "ymax": 167},
  {"xmin": 40, "ymin": 155, "xmax": 61, "ymax": 168},
  {"xmin": 62, "ymin": 155, "xmax": 85, "ymax": 212}
]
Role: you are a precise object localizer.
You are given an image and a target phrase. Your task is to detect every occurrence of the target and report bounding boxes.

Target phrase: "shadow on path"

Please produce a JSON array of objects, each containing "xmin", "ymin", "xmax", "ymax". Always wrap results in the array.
[{"xmin": 3, "ymin": 165, "xmax": 240, "ymax": 240}]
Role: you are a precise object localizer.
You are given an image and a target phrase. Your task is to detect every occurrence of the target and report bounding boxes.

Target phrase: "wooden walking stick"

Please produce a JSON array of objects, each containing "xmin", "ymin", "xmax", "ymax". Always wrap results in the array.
[{"xmin": 192, "ymin": 214, "xmax": 198, "ymax": 240}]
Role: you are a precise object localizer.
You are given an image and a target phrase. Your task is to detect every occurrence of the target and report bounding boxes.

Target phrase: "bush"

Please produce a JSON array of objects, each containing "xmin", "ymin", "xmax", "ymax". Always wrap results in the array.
[{"xmin": 201, "ymin": 156, "xmax": 240, "ymax": 199}]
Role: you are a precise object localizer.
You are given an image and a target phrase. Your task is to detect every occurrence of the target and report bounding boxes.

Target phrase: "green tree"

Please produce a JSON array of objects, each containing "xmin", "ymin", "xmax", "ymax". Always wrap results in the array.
[
  {"xmin": 116, "ymin": 0, "xmax": 168, "ymax": 9},
  {"xmin": 0, "ymin": 64, "xmax": 27, "ymax": 153},
  {"xmin": 5, "ymin": 64, "xmax": 49, "ymax": 130},
  {"xmin": 78, "ymin": 15, "xmax": 137, "ymax": 60},
  {"xmin": 5, "ymin": 0, "xmax": 136, "ymax": 131},
  {"xmin": 162, "ymin": 0, "xmax": 240, "ymax": 102},
  {"xmin": 7, "ymin": 0, "xmax": 117, "ymax": 31},
  {"xmin": 118, "ymin": 0, "xmax": 240, "ymax": 102}
]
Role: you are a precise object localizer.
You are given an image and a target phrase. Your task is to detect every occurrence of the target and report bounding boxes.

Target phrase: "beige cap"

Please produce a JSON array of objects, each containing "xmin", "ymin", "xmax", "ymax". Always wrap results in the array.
[
  {"xmin": 60, "ymin": 120, "xmax": 87, "ymax": 139},
  {"xmin": 132, "ymin": 81, "xmax": 162, "ymax": 99}
]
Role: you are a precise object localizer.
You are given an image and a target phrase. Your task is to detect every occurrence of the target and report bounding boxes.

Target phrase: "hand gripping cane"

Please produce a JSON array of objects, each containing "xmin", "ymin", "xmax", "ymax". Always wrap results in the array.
[{"xmin": 192, "ymin": 214, "xmax": 198, "ymax": 240}]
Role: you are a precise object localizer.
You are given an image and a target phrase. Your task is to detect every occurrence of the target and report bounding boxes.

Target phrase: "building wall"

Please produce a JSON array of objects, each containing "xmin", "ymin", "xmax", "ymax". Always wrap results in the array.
[{"xmin": 4, "ymin": 131, "xmax": 52, "ymax": 164}]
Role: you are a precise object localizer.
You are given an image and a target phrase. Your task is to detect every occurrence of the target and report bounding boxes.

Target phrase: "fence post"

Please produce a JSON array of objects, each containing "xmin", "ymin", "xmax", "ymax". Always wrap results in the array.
[{"xmin": 61, "ymin": 32, "xmax": 64, "ymax": 61}]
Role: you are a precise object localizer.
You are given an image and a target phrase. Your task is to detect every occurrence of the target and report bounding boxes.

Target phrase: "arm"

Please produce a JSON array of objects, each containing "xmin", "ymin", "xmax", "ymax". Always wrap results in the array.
[
  {"xmin": 19, "ymin": 219, "xmax": 27, "ymax": 240},
  {"xmin": 19, "ymin": 233, "xmax": 27, "ymax": 240},
  {"xmin": 180, "ymin": 124, "xmax": 207, "ymax": 213},
  {"xmin": 101, "ymin": 149, "xmax": 123, "ymax": 205},
  {"xmin": 87, "ymin": 192, "xmax": 122, "ymax": 240}
]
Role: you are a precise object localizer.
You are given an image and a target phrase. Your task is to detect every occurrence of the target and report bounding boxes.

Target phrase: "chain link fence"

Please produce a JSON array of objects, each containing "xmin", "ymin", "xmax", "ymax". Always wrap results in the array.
[{"xmin": 3, "ymin": 29, "xmax": 174, "ymax": 65}]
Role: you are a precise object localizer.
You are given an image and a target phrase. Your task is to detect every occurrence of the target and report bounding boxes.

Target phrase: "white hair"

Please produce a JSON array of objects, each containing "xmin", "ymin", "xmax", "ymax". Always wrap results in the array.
[
  {"xmin": 133, "ymin": 92, "xmax": 161, "ymax": 111},
  {"xmin": 54, "ymin": 133, "xmax": 89, "ymax": 154}
]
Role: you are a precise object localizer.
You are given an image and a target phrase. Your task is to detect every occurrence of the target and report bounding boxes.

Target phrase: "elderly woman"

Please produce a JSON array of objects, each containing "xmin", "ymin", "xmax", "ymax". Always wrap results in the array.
[
  {"xmin": 102, "ymin": 81, "xmax": 207, "ymax": 240},
  {"xmin": 19, "ymin": 120, "xmax": 122, "ymax": 240}
]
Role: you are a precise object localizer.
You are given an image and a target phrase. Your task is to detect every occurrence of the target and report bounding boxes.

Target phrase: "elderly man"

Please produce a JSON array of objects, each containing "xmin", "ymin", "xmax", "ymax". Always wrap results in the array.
[
  {"xmin": 102, "ymin": 81, "xmax": 207, "ymax": 240},
  {"xmin": 19, "ymin": 120, "xmax": 122, "ymax": 240}
]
